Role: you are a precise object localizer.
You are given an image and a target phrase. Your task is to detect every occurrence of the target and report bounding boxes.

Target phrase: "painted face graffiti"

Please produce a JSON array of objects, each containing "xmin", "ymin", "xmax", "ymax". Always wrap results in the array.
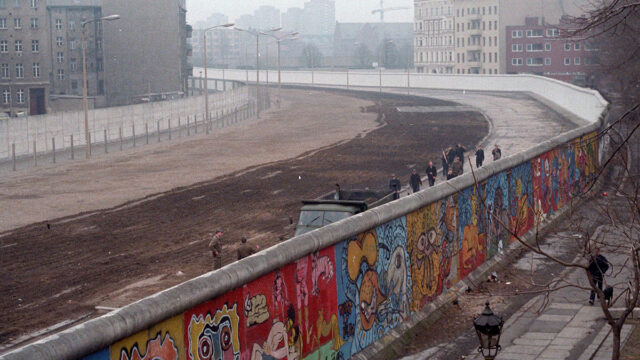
[{"xmin": 188, "ymin": 304, "xmax": 241, "ymax": 360}]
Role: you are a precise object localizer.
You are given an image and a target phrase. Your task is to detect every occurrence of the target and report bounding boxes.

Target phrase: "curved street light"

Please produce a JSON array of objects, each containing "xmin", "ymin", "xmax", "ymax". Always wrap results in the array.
[
  {"xmin": 233, "ymin": 26, "xmax": 281, "ymax": 118},
  {"xmin": 473, "ymin": 301, "xmax": 504, "ymax": 360},
  {"xmin": 203, "ymin": 23, "xmax": 234, "ymax": 128},
  {"xmin": 81, "ymin": 14, "xmax": 120, "ymax": 158},
  {"xmin": 261, "ymin": 31, "xmax": 298, "ymax": 108}
]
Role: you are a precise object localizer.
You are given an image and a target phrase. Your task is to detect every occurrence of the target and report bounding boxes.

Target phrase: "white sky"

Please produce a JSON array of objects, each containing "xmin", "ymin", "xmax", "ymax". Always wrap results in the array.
[{"xmin": 186, "ymin": 0, "xmax": 414, "ymax": 24}]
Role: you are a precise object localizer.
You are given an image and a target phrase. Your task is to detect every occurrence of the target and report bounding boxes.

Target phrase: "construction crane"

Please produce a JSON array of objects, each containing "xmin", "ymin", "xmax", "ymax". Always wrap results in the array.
[{"xmin": 371, "ymin": 0, "xmax": 409, "ymax": 23}]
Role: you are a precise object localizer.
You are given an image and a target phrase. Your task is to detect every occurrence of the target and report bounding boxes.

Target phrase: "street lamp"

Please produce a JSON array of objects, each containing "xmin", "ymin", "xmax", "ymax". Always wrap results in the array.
[
  {"xmin": 261, "ymin": 31, "xmax": 298, "ymax": 108},
  {"xmin": 203, "ymin": 23, "xmax": 234, "ymax": 129},
  {"xmin": 233, "ymin": 26, "xmax": 281, "ymax": 118},
  {"xmin": 473, "ymin": 301, "xmax": 504, "ymax": 360},
  {"xmin": 81, "ymin": 14, "xmax": 119, "ymax": 158}
]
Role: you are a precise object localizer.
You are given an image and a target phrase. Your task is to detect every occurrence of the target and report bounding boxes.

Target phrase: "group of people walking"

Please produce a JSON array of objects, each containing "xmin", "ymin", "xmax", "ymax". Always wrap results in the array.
[{"xmin": 390, "ymin": 143, "xmax": 503, "ymax": 197}]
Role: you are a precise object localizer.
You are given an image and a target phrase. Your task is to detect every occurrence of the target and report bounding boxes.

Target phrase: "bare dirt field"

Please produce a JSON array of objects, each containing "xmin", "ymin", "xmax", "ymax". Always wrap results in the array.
[{"xmin": 0, "ymin": 89, "xmax": 488, "ymax": 348}]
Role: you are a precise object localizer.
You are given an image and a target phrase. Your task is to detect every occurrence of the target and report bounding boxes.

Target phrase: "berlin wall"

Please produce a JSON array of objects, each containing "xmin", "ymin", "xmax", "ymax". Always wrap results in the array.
[
  {"xmin": 0, "ymin": 73, "xmax": 608, "ymax": 360},
  {"xmin": 0, "ymin": 84, "xmax": 249, "ymax": 159}
]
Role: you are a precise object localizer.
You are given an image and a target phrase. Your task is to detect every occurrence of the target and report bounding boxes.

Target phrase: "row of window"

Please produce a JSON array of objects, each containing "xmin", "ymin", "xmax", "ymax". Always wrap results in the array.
[
  {"xmin": 417, "ymin": 19, "xmax": 453, "ymax": 32},
  {"xmin": 416, "ymin": 51, "xmax": 453, "ymax": 63},
  {"xmin": 416, "ymin": 35, "xmax": 453, "ymax": 48},
  {"xmin": 456, "ymin": 6, "xmax": 498, "ymax": 17},
  {"xmin": 456, "ymin": 52, "xmax": 499, "ymax": 63},
  {"xmin": 0, "ymin": 0, "xmax": 38, "ymax": 9},
  {"xmin": 511, "ymin": 43, "xmax": 551, "ymax": 52},
  {"xmin": 456, "ymin": 68, "xmax": 499, "ymax": 74},
  {"xmin": 511, "ymin": 29, "xmax": 560, "ymax": 38},
  {"xmin": 457, "ymin": 35, "xmax": 498, "ymax": 47},
  {"xmin": 456, "ymin": 20, "xmax": 498, "ymax": 32},
  {"xmin": 510, "ymin": 57, "xmax": 596, "ymax": 66},
  {"xmin": 0, "ymin": 39, "xmax": 78, "ymax": 53},
  {"xmin": 2, "ymin": 88, "xmax": 26, "ymax": 104},
  {"xmin": 415, "ymin": 5, "xmax": 452, "ymax": 18},
  {"xmin": 0, "ymin": 17, "xmax": 40, "ymax": 29},
  {"xmin": 0, "ymin": 62, "xmax": 42, "ymax": 78}
]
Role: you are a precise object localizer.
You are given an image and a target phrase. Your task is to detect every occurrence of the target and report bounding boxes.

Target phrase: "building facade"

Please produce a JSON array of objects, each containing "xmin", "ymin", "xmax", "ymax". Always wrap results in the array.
[
  {"xmin": 414, "ymin": 0, "xmax": 455, "ymax": 73},
  {"xmin": 453, "ymin": 0, "xmax": 500, "ymax": 74},
  {"xmin": 46, "ymin": 0, "xmax": 104, "ymax": 108},
  {"xmin": 101, "ymin": 0, "xmax": 191, "ymax": 106},
  {"xmin": 1, "ymin": 0, "xmax": 50, "ymax": 115},
  {"xmin": 506, "ymin": 16, "xmax": 600, "ymax": 86}
]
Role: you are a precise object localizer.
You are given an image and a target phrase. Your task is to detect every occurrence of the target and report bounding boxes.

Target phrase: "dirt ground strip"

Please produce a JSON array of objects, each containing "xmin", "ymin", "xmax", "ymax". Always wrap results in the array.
[
  {"xmin": 0, "ymin": 89, "xmax": 380, "ymax": 233},
  {"xmin": 0, "ymin": 90, "xmax": 488, "ymax": 347}
]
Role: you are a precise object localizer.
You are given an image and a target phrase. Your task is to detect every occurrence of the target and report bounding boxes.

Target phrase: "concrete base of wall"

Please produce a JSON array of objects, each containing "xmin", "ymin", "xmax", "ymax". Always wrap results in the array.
[{"xmin": 354, "ymin": 175, "xmax": 608, "ymax": 360}]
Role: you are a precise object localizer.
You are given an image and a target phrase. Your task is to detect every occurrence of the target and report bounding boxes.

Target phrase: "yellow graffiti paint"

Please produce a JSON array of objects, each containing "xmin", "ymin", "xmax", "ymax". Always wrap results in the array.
[{"xmin": 111, "ymin": 315, "xmax": 184, "ymax": 360}]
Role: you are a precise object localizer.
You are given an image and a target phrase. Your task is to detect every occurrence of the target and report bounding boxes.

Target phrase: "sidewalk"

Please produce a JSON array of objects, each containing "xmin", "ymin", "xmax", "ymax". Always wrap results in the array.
[{"xmin": 463, "ymin": 224, "xmax": 636, "ymax": 360}]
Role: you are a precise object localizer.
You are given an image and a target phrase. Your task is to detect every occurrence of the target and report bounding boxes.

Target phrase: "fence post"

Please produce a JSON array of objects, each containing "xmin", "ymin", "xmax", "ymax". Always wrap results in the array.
[
  {"xmin": 168, "ymin": 119, "xmax": 172, "ymax": 140},
  {"xmin": 119, "ymin": 127, "xmax": 123, "ymax": 151},
  {"xmin": 145, "ymin": 123, "xmax": 149, "ymax": 144},
  {"xmin": 187, "ymin": 117, "xmax": 190, "ymax": 136},
  {"xmin": 52, "ymin": 137, "xmax": 56, "ymax": 163},
  {"xmin": 132, "ymin": 124, "xmax": 136, "ymax": 147},
  {"xmin": 12, "ymin": 143, "xmax": 16, "ymax": 171},
  {"xmin": 195, "ymin": 115, "xmax": 198, "ymax": 134},
  {"xmin": 206, "ymin": 114, "xmax": 210, "ymax": 134},
  {"xmin": 33, "ymin": 140, "xmax": 37, "ymax": 167},
  {"xmin": 235, "ymin": 107, "xmax": 238, "ymax": 123},
  {"xmin": 157, "ymin": 120, "xmax": 161, "ymax": 143},
  {"xmin": 70, "ymin": 134, "xmax": 74, "ymax": 160},
  {"xmin": 178, "ymin": 117, "xmax": 181, "ymax": 138},
  {"xmin": 104, "ymin": 129, "xmax": 108, "ymax": 154}
]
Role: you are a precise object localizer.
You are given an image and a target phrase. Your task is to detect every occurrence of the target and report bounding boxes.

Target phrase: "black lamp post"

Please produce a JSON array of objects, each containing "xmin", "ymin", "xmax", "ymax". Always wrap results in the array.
[{"xmin": 473, "ymin": 301, "xmax": 504, "ymax": 360}]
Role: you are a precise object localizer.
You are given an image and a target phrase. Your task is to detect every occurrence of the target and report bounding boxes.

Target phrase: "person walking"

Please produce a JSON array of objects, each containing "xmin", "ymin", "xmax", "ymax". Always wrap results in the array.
[
  {"xmin": 452, "ymin": 157, "xmax": 463, "ymax": 177},
  {"xmin": 426, "ymin": 161, "xmax": 437, "ymax": 187},
  {"xmin": 441, "ymin": 151, "xmax": 449, "ymax": 180},
  {"xmin": 446, "ymin": 146, "xmax": 456, "ymax": 167},
  {"xmin": 237, "ymin": 237, "xmax": 257, "ymax": 260},
  {"xmin": 492, "ymin": 144, "xmax": 502, "ymax": 161},
  {"xmin": 588, "ymin": 247, "xmax": 609, "ymax": 305},
  {"xmin": 389, "ymin": 174, "xmax": 402, "ymax": 199},
  {"xmin": 208, "ymin": 229, "xmax": 224, "ymax": 270},
  {"xmin": 455, "ymin": 143, "xmax": 466, "ymax": 163},
  {"xmin": 409, "ymin": 169, "xmax": 422, "ymax": 193},
  {"xmin": 475, "ymin": 146, "xmax": 485, "ymax": 168}
]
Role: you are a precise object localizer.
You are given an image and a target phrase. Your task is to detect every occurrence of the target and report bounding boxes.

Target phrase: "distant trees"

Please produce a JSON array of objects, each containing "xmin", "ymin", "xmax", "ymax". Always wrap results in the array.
[
  {"xmin": 354, "ymin": 43, "xmax": 373, "ymax": 68},
  {"xmin": 301, "ymin": 42, "xmax": 322, "ymax": 68}
]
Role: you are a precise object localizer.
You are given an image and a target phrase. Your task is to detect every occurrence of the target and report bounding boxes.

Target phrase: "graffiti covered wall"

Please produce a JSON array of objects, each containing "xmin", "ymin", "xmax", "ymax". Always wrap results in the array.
[{"xmin": 72, "ymin": 132, "xmax": 598, "ymax": 360}]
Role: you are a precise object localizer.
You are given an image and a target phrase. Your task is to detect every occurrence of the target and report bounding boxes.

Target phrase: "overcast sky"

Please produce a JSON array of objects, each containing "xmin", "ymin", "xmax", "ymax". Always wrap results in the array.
[{"xmin": 186, "ymin": 0, "xmax": 414, "ymax": 24}]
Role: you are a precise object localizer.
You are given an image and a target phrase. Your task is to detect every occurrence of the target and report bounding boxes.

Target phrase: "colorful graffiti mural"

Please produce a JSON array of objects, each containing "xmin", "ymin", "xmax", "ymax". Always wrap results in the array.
[{"xmin": 80, "ymin": 133, "xmax": 599, "ymax": 360}]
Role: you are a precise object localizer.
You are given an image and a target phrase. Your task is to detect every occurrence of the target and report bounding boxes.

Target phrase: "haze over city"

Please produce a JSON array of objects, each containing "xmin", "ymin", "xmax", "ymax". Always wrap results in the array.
[
  {"xmin": 2, "ymin": 0, "xmax": 640, "ymax": 359},
  {"xmin": 186, "ymin": 0, "xmax": 414, "ymax": 23}
]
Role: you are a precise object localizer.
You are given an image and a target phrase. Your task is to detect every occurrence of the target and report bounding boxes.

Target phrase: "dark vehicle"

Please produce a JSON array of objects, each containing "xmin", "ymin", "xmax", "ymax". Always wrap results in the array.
[{"xmin": 294, "ymin": 185, "xmax": 394, "ymax": 236}]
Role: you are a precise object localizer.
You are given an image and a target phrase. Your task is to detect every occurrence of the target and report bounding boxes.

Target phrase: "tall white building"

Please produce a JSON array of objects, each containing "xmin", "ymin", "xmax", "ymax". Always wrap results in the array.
[
  {"xmin": 414, "ymin": 0, "xmax": 455, "ymax": 73},
  {"xmin": 303, "ymin": 0, "xmax": 335, "ymax": 35}
]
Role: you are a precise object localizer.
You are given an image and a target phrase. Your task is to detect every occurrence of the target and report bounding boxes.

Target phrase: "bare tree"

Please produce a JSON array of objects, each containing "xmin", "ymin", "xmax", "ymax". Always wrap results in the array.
[
  {"xmin": 301, "ymin": 42, "xmax": 322, "ymax": 68},
  {"xmin": 466, "ymin": 103, "xmax": 640, "ymax": 359}
]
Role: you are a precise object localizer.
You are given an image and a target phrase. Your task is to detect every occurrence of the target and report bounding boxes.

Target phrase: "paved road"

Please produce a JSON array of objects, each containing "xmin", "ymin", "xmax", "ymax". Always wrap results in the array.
[{"xmin": 385, "ymin": 87, "xmax": 580, "ymax": 195}]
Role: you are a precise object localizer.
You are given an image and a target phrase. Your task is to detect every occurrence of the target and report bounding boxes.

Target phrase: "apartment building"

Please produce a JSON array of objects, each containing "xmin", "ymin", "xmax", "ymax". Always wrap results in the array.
[
  {"xmin": 453, "ymin": 0, "xmax": 499, "ymax": 74},
  {"xmin": 414, "ymin": 0, "xmax": 455, "ymax": 74},
  {"xmin": 46, "ymin": 0, "xmax": 104, "ymax": 107},
  {"xmin": 506, "ymin": 16, "xmax": 600, "ymax": 86},
  {"xmin": 1, "ymin": 0, "xmax": 50, "ymax": 115}
]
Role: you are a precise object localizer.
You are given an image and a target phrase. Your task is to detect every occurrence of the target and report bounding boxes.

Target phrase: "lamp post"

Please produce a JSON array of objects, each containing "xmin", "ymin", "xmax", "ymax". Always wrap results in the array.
[
  {"xmin": 81, "ymin": 14, "xmax": 119, "ymax": 159},
  {"xmin": 234, "ymin": 27, "xmax": 281, "ymax": 118},
  {"xmin": 261, "ymin": 31, "xmax": 298, "ymax": 108},
  {"xmin": 473, "ymin": 301, "xmax": 504, "ymax": 360},
  {"xmin": 203, "ymin": 23, "xmax": 234, "ymax": 128}
]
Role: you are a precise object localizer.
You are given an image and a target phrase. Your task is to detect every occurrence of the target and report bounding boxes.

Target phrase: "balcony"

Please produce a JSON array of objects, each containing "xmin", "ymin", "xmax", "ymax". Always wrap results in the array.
[
  {"xmin": 186, "ymin": 24, "xmax": 192, "ymax": 39},
  {"xmin": 469, "ymin": 27, "xmax": 482, "ymax": 36}
]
